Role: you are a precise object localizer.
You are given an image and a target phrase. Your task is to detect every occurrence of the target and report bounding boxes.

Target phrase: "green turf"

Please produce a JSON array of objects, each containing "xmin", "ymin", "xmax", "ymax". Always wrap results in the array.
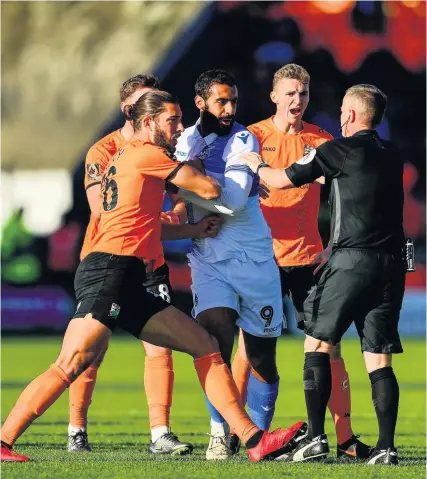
[{"xmin": 1, "ymin": 336, "xmax": 426, "ymax": 478}]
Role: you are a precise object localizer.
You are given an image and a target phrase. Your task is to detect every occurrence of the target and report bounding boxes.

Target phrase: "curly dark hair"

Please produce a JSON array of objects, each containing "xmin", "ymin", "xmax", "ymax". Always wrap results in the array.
[{"xmin": 195, "ymin": 69, "xmax": 236, "ymax": 101}]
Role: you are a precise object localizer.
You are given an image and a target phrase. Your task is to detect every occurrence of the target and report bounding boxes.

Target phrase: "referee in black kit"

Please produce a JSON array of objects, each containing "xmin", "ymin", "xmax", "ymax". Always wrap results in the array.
[{"xmin": 242, "ymin": 84, "xmax": 405, "ymax": 466}]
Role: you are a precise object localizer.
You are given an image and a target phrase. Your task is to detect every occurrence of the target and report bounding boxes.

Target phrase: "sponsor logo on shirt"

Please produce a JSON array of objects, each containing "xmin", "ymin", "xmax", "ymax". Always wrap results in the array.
[
  {"xmin": 262, "ymin": 146, "xmax": 276, "ymax": 152},
  {"xmin": 237, "ymin": 132, "xmax": 249, "ymax": 144}
]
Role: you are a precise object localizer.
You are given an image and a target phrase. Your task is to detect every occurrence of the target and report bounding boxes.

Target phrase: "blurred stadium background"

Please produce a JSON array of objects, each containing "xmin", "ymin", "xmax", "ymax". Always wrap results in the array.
[{"xmin": 1, "ymin": 0, "xmax": 425, "ymax": 335}]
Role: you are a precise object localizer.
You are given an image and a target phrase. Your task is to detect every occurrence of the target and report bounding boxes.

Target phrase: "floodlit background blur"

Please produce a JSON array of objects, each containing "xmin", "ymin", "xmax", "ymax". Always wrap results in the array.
[{"xmin": 1, "ymin": 0, "xmax": 426, "ymax": 335}]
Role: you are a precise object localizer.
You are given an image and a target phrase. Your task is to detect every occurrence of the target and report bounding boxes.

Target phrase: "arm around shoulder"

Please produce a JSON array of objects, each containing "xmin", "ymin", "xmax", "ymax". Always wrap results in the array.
[{"xmin": 168, "ymin": 163, "xmax": 221, "ymax": 200}]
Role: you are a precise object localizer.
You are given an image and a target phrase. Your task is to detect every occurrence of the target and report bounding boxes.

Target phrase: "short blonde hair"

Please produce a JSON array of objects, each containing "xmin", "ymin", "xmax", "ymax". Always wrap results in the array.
[
  {"xmin": 345, "ymin": 84, "xmax": 387, "ymax": 128},
  {"xmin": 273, "ymin": 64, "xmax": 310, "ymax": 89}
]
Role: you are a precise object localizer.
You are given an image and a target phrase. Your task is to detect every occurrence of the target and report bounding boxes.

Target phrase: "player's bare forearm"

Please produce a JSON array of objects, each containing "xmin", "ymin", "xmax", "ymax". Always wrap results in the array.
[
  {"xmin": 241, "ymin": 152, "xmax": 294, "ymax": 189},
  {"xmin": 258, "ymin": 167, "xmax": 294, "ymax": 189},
  {"xmin": 170, "ymin": 164, "xmax": 221, "ymax": 200},
  {"xmin": 86, "ymin": 184, "xmax": 102, "ymax": 219},
  {"xmin": 161, "ymin": 215, "xmax": 222, "ymax": 240},
  {"xmin": 161, "ymin": 223, "xmax": 199, "ymax": 240}
]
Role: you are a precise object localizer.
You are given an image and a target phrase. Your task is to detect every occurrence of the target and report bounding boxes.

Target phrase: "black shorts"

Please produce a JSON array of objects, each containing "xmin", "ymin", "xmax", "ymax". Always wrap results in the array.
[
  {"xmin": 144, "ymin": 262, "xmax": 175, "ymax": 305},
  {"xmin": 303, "ymin": 248, "xmax": 405, "ymax": 354},
  {"xmin": 280, "ymin": 265, "xmax": 316, "ymax": 330},
  {"xmin": 72, "ymin": 252, "xmax": 171, "ymax": 338}
]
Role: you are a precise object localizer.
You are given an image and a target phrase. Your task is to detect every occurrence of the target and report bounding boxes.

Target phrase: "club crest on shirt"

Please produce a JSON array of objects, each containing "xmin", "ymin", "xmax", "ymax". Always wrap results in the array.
[
  {"xmin": 297, "ymin": 147, "xmax": 317, "ymax": 165},
  {"xmin": 87, "ymin": 163, "xmax": 101, "ymax": 180},
  {"xmin": 303, "ymin": 144, "xmax": 315, "ymax": 156}
]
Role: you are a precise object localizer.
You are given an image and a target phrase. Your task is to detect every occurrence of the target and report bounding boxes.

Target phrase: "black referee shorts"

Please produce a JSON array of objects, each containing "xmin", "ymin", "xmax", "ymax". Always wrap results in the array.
[
  {"xmin": 72, "ymin": 252, "xmax": 171, "ymax": 338},
  {"xmin": 303, "ymin": 248, "xmax": 405, "ymax": 354},
  {"xmin": 279, "ymin": 265, "xmax": 316, "ymax": 330}
]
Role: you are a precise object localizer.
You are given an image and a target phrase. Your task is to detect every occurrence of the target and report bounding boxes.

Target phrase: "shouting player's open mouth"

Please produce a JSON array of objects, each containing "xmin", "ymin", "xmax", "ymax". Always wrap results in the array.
[{"xmin": 290, "ymin": 107, "xmax": 302, "ymax": 116}]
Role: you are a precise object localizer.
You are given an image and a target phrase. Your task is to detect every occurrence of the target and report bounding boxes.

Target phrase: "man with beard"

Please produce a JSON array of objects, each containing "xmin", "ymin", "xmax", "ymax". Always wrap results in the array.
[
  {"xmin": 67, "ymin": 74, "xmax": 221, "ymax": 456},
  {"xmin": 175, "ymin": 70, "xmax": 284, "ymax": 460},
  {"xmin": 230, "ymin": 64, "xmax": 372, "ymax": 460},
  {"xmin": 1, "ymin": 90, "xmax": 307, "ymax": 463}
]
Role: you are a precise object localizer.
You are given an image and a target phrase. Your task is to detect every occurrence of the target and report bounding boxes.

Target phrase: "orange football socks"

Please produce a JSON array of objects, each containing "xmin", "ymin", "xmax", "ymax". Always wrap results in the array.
[
  {"xmin": 69, "ymin": 364, "xmax": 99, "ymax": 429},
  {"xmin": 194, "ymin": 352, "xmax": 259, "ymax": 444},
  {"xmin": 144, "ymin": 355, "xmax": 174, "ymax": 429},
  {"xmin": 1, "ymin": 364, "xmax": 71, "ymax": 446},
  {"xmin": 328, "ymin": 358, "xmax": 353, "ymax": 444},
  {"xmin": 232, "ymin": 347, "xmax": 251, "ymax": 407}
]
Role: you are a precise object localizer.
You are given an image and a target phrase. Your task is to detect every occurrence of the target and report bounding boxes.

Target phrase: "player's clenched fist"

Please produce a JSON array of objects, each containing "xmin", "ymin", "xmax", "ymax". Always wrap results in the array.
[
  {"xmin": 197, "ymin": 215, "xmax": 223, "ymax": 238},
  {"xmin": 240, "ymin": 152, "xmax": 263, "ymax": 173}
]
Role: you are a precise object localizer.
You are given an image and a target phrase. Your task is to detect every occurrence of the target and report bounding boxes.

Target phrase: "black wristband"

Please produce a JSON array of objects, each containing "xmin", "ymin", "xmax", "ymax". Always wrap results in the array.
[{"xmin": 256, "ymin": 162, "xmax": 270, "ymax": 176}]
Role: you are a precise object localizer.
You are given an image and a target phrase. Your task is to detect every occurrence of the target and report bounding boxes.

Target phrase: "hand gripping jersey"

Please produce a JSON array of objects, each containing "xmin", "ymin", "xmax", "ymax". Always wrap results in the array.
[
  {"xmin": 175, "ymin": 121, "xmax": 273, "ymax": 264},
  {"xmin": 248, "ymin": 118, "xmax": 333, "ymax": 266}
]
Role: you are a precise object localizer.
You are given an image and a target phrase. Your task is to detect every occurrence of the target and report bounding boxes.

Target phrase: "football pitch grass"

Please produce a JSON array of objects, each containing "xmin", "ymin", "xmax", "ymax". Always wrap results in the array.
[{"xmin": 2, "ymin": 335, "xmax": 426, "ymax": 478}]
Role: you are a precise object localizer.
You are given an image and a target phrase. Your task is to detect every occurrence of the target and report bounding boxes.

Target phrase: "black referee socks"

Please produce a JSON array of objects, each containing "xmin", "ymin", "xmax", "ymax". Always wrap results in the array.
[
  {"xmin": 303, "ymin": 352, "xmax": 332, "ymax": 439},
  {"xmin": 369, "ymin": 366, "xmax": 399, "ymax": 450}
]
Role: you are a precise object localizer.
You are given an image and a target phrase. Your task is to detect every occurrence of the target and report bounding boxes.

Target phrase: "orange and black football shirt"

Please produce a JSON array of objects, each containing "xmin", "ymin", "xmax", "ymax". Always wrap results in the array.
[
  {"xmin": 91, "ymin": 140, "xmax": 181, "ymax": 263},
  {"xmin": 248, "ymin": 118, "xmax": 333, "ymax": 266},
  {"xmin": 81, "ymin": 129, "xmax": 127, "ymax": 260}
]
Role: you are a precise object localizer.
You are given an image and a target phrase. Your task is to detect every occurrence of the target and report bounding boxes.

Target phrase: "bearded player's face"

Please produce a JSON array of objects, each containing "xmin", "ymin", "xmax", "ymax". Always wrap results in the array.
[
  {"xmin": 152, "ymin": 103, "xmax": 184, "ymax": 153},
  {"xmin": 200, "ymin": 83, "xmax": 238, "ymax": 136}
]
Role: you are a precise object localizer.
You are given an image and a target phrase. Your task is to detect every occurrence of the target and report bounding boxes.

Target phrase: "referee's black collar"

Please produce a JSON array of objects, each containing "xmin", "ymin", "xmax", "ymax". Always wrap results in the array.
[{"xmin": 353, "ymin": 129, "xmax": 378, "ymax": 137}]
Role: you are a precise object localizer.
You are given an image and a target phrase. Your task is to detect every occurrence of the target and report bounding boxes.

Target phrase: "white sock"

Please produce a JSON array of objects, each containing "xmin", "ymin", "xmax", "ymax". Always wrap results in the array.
[
  {"xmin": 210, "ymin": 419, "xmax": 226, "ymax": 436},
  {"xmin": 151, "ymin": 425, "xmax": 169, "ymax": 442},
  {"xmin": 68, "ymin": 424, "xmax": 86, "ymax": 435}
]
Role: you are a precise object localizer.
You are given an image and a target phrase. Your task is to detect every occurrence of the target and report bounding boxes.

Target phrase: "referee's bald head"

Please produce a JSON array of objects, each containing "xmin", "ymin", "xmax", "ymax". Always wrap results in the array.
[{"xmin": 344, "ymin": 84, "xmax": 387, "ymax": 128}]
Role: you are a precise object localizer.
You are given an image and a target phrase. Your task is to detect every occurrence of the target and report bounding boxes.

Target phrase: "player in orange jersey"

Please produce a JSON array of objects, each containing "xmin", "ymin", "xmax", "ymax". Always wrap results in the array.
[
  {"xmin": 230, "ymin": 64, "xmax": 372, "ymax": 460},
  {"xmin": 69, "ymin": 74, "xmax": 221, "ymax": 455},
  {"xmin": 1, "ymin": 90, "xmax": 306, "ymax": 463}
]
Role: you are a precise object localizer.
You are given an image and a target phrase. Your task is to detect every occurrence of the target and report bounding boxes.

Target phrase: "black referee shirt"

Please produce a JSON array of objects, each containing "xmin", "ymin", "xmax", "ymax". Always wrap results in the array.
[{"xmin": 286, "ymin": 129, "xmax": 404, "ymax": 254}]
